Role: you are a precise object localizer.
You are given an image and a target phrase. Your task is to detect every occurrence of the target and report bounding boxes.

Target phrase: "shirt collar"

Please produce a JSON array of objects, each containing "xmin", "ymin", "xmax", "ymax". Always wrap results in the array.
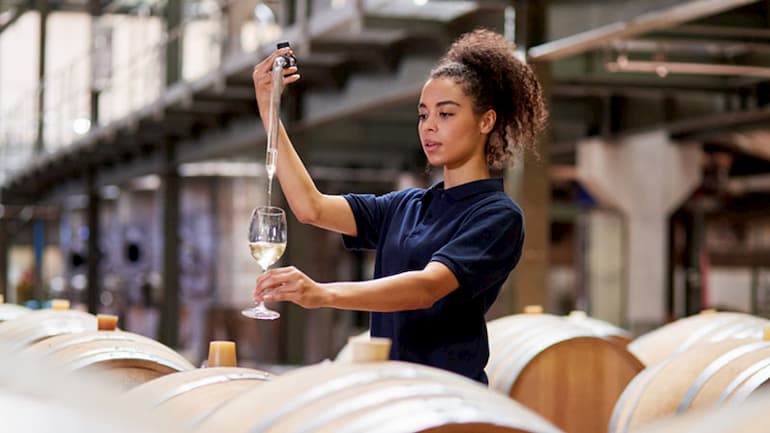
[{"xmin": 424, "ymin": 178, "xmax": 504, "ymax": 203}]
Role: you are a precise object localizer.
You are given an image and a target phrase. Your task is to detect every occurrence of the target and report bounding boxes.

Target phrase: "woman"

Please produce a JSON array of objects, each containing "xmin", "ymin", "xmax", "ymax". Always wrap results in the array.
[{"xmin": 251, "ymin": 29, "xmax": 547, "ymax": 384}]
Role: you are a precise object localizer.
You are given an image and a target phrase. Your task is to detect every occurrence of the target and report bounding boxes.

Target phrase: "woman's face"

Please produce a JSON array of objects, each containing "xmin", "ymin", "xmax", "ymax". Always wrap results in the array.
[{"xmin": 418, "ymin": 77, "xmax": 489, "ymax": 169}]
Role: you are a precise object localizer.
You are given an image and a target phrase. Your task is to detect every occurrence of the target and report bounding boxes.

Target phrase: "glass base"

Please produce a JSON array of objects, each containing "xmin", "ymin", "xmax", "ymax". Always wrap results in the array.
[{"xmin": 242, "ymin": 303, "xmax": 280, "ymax": 320}]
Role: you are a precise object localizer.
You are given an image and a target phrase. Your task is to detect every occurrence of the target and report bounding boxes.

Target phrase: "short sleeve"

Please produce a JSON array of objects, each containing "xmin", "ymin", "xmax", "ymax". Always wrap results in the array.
[
  {"xmin": 342, "ymin": 191, "xmax": 399, "ymax": 250},
  {"xmin": 431, "ymin": 205, "xmax": 524, "ymax": 298}
]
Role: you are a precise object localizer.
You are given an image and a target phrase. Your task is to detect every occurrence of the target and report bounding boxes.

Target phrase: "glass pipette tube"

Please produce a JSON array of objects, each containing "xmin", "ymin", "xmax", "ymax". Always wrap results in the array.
[{"xmin": 265, "ymin": 55, "xmax": 286, "ymax": 206}]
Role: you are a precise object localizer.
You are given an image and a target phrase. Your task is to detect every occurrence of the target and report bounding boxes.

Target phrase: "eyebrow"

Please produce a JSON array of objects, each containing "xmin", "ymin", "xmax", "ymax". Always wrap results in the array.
[{"xmin": 418, "ymin": 100, "xmax": 461, "ymax": 109}]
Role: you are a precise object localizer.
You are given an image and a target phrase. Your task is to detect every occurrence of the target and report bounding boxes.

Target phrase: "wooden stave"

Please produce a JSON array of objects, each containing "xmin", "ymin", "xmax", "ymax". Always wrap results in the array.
[
  {"xmin": 487, "ymin": 315, "xmax": 643, "ymax": 433},
  {"xmin": 632, "ymin": 390, "xmax": 770, "ymax": 433},
  {"xmin": 629, "ymin": 312, "xmax": 770, "ymax": 366},
  {"xmin": 0, "ymin": 309, "xmax": 97, "ymax": 349},
  {"xmin": 193, "ymin": 361, "xmax": 564, "ymax": 433},
  {"xmin": 18, "ymin": 333, "xmax": 195, "ymax": 389},
  {"xmin": 609, "ymin": 339, "xmax": 769, "ymax": 433},
  {"xmin": 0, "ymin": 342, "xmax": 185, "ymax": 433},
  {"xmin": 0, "ymin": 303, "xmax": 31, "ymax": 322},
  {"xmin": 23, "ymin": 329, "xmax": 184, "ymax": 359},
  {"xmin": 124, "ymin": 367, "xmax": 273, "ymax": 428}
]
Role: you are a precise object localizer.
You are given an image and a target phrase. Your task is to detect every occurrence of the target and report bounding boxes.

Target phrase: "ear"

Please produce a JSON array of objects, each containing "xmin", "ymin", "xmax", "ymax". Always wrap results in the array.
[{"xmin": 479, "ymin": 109, "xmax": 496, "ymax": 135}]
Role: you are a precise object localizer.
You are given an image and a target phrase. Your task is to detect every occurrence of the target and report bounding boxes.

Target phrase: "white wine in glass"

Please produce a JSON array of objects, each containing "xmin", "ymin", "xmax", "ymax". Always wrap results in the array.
[{"xmin": 243, "ymin": 206, "xmax": 286, "ymax": 320}]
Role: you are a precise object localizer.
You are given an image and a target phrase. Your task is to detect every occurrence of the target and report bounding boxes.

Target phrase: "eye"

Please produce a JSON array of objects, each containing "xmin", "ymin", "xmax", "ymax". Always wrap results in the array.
[
  {"xmin": 439, "ymin": 112, "xmax": 454, "ymax": 118},
  {"xmin": 417, "ymin": 113, "xmax": 427, "ymax": 121}
]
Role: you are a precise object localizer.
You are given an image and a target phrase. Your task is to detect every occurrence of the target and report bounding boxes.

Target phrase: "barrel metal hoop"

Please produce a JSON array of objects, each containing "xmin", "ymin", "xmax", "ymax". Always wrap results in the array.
[
  {"xmin": 677, "ymin": 316, "xmax": 740, "ymax": 352},
  {"xmin": 498, "ymin": 327, "xmax": 590, "ymax": 394},
  {"xmin": 292, "ymin": 382, "xmax": 454, "ymax": 433},
  {"xmin": 718, "ymin": 358, "xmax": 770, "ymax": 405},
  {"xmin": 150, "ymin": 372, "xmax": 272, "ymax": 407},
  {"xmin": 13, "ymin": 317, "xmax": 96, "ymax": 349},
  {"xmin": 612, "ymin": 360, "xmax": 671, "ymax": 433},
  {"xmin": 486, "ymin": 320, "xmax": 566, "ymax": 387},
  {"xmin": 246, "ymin": 367, "xmax": 449, "ymax": 433},
  {"xmin": 729, "ymin": 364, "xmax": 770, "ymax": 403},
  {"xmin": 677, "ymin": 341, "xmax": 770, "ymax": 413},
  {"xmin": 32, "ymin": 333, "xmax": 136, "ymax": 356},
  {"xmin": 332, "ymin": 394, "xmax": 562, "ymax": 433},
  {"xmin": 65, "ymin": 348, "xmax": 191, "ymax": 372},
  {"xmin": 708, "ymin": 321, "xmax": 765, "ymax": 342},
  {"xmin": 487, "ymin": 320, "xmax": 570, "ymax": 380}
]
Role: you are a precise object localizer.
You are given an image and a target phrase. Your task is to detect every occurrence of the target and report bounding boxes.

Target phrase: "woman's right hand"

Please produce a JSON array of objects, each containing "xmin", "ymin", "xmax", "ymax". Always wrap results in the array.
[{"xmin": 252, "ymin": 47, "xmax": 300, "ymax": 117}]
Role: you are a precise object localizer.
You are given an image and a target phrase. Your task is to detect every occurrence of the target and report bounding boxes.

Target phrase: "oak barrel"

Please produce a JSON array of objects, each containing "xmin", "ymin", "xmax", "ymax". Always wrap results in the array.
[
  {"xmin": 487, "ymin": 314, "xmax": 643, "ymax": 433},
  {"xmin": 629, "ymin": 311, "xmax": 769, "ymax": 366},
  {"xmin": 22, "ymin": 329, "xmax": 195, "ymax": 389},
  {"xmin": 0, "ymin": 302, "xmax": 30, "ymax": 323},
  {"xmin": 124, "ymin": 367, "xmax": 272, "ymax": 428},
  {"xmin": 193, "ymin": 361, "xmax": 564, "ymax": 433},
  {"xmin": 0, "ymin": 342, "xmax": 184, "ymax": 433},
  {"xmin": 610, "ymin": 338, "xmax": 770, "ymax": 433},
  {"xmin": 565, "ymin": 310, "xmax": 633, "ymax": 345},
  {"xmin": 0, "ymin": 309, "xmax": 97, "ymax": 349},
  {"xmin": 632, "ymin": 390, "xmax": 770, "ymax": 433}
]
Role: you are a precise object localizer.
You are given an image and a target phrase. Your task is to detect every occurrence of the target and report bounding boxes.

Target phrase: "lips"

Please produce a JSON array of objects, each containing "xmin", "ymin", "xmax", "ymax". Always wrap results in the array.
[{"xmin": 423, "ymin": 140, "xmax": 441, "ymax": 151}]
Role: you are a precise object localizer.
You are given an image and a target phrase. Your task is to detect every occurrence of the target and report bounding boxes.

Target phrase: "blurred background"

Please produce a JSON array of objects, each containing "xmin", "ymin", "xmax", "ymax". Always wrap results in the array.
[{"xmin": 1, "ymin": 0, "xmax": 769, "ymax": 368}]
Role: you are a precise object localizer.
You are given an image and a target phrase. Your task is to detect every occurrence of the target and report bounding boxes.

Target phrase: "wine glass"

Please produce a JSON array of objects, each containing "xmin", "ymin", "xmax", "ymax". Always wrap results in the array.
[{"xmin": 243, "ymin": 205, "xmax": 286, "ymax": 320}]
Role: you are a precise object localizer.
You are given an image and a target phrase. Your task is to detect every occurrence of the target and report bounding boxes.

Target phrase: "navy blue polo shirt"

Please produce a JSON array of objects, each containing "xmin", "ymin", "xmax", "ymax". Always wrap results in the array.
[{"xmin": 342, "ymin": 177, "xmax": 525, "ymax": 383}]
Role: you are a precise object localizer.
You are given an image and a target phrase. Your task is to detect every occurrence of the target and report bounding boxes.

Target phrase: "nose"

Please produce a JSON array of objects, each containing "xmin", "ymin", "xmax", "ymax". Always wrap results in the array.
[{"xmin": 421, "ymin": 114, "xmax": 436, "ymax": 133}]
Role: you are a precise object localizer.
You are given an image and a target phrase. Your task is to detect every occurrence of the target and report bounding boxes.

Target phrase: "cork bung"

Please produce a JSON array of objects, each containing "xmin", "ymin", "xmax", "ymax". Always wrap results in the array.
[
  {"xmin": 97, "ymin": 314, "xmax": 119, "ymax": 331},
  {"xmin": 349, "ymin": 336, "xmax": 391, "ymax": 363},
  {"xmin": 208, "ymin": 341, "xmax": 237, "ymax": 367},
  {"xmin": 523, "ymin": 305, "xmax": 544, "ymax": 315},
  {"xmin": 51, "ymin": 299, "xmax": 70, "ymax": 311}
]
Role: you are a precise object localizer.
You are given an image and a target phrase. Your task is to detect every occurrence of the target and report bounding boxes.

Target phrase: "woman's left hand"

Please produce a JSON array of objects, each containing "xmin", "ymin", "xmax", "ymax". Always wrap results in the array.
[{"xmin": 254, "ymin": 266, "xmax": 328, "ymax": 309}]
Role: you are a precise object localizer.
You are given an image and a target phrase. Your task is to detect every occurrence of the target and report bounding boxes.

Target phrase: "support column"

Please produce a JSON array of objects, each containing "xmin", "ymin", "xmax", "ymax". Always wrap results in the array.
[
  {"xmin": 160, "ymin": 142, "xmax": 180, "ymax": 347},
  {"xmin": 165, "ymin": 0, "xmax": 182, "ymax": 86},
  {"xmin": 86, "ymin": 171, "xmax": 101, "ymax": 313},
  {"xmin": 684, "ymin": 205, "xmax": 706, "ymax": 315},
  {"xmin": 32, "ymin": 220, "xmax": 44, "ymax": 301},
  {"xmin": 89, "ymin": 0, "xmax": 102, "ymax": 128},
  {"xmin": 510, "ymin": 0, "xmax": 551, "ymax": 313},
  {"xmin": 577, "ymin": 130, "xmax": 702, "ymax": 331},
  {"xmin": 0, "ymin": 217, "xmax": 8, "ymax": 302},
  {"xmin": 35, "ymin": 0, "xmax": 48, "ymax": 154},
  {"xmin": 585, "ymin": 209, "xmax": 625, "ymax": 326}
]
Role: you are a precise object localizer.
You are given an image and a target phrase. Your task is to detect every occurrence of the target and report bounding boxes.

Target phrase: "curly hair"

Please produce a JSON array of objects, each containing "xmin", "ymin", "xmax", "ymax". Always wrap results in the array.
[{"xmin": 430, "ymin": 28, "xmax": 548, "ymax": 168}]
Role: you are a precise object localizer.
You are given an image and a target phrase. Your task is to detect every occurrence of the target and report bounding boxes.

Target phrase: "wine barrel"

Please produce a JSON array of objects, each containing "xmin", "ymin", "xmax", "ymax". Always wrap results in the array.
[
  {"xmin": 0, "ymin": 309, "xmax": 97, "ymax": 349},
  {"xmin": 565, "ymin": 310, "xmax": 633, "ymax": 346},
  {"xmin": 629, "ymin": 311, "xmax": 769, "ymax": 366},
  {"xmin": 22, "ymin": 329, "xmax": 195, "ymax": 389},
  {"xmin": 0, "ymin": 302, "xmax": 31, "ymax": 322},
  {"xmin": 487, "ymin": 314, "xmax": 644, "ymax": 433},
  {"xmin": 609, "ymin": 338, "xmax": 770, "ymax": 433},
  {"xmin": 633, "ymin": 390, "xmax": 770, "ymax": 433},
  {"xmin": 124, "ymin": 367, "xmax": 272, "ymax": 428},
  {"xmin": 0, "ymin": 342, "xmax": 185, "ymax": 433},
  {"xmin": 193, "ymin": 361, "xmax": 564, "ymax": 433}
]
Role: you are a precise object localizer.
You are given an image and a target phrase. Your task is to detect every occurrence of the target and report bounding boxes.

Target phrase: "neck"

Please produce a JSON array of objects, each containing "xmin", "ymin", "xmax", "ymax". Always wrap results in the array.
[{"xmin": 442, "ymin": 159, "xmax": 490, "ymax": 188}]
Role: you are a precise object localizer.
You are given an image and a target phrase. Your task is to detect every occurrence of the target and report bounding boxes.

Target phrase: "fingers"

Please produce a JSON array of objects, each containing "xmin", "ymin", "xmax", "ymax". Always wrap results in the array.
[
  {"xmin": 253, "ymin": 47, "xmax": 295, "ymax": 77},
  {"xmin": 254, "ymin": 267, "xmax": 296, "ymax": 301},
  {"xmin": 252, "ymin": 266, "xmax": 322, "ymax": 309}
]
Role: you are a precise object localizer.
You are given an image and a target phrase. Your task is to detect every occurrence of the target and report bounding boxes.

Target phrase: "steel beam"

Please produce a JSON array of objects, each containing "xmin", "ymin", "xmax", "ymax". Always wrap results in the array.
[{"xmin": 529, "ymin": 0, "xmax": 761, "ymax": 61}]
